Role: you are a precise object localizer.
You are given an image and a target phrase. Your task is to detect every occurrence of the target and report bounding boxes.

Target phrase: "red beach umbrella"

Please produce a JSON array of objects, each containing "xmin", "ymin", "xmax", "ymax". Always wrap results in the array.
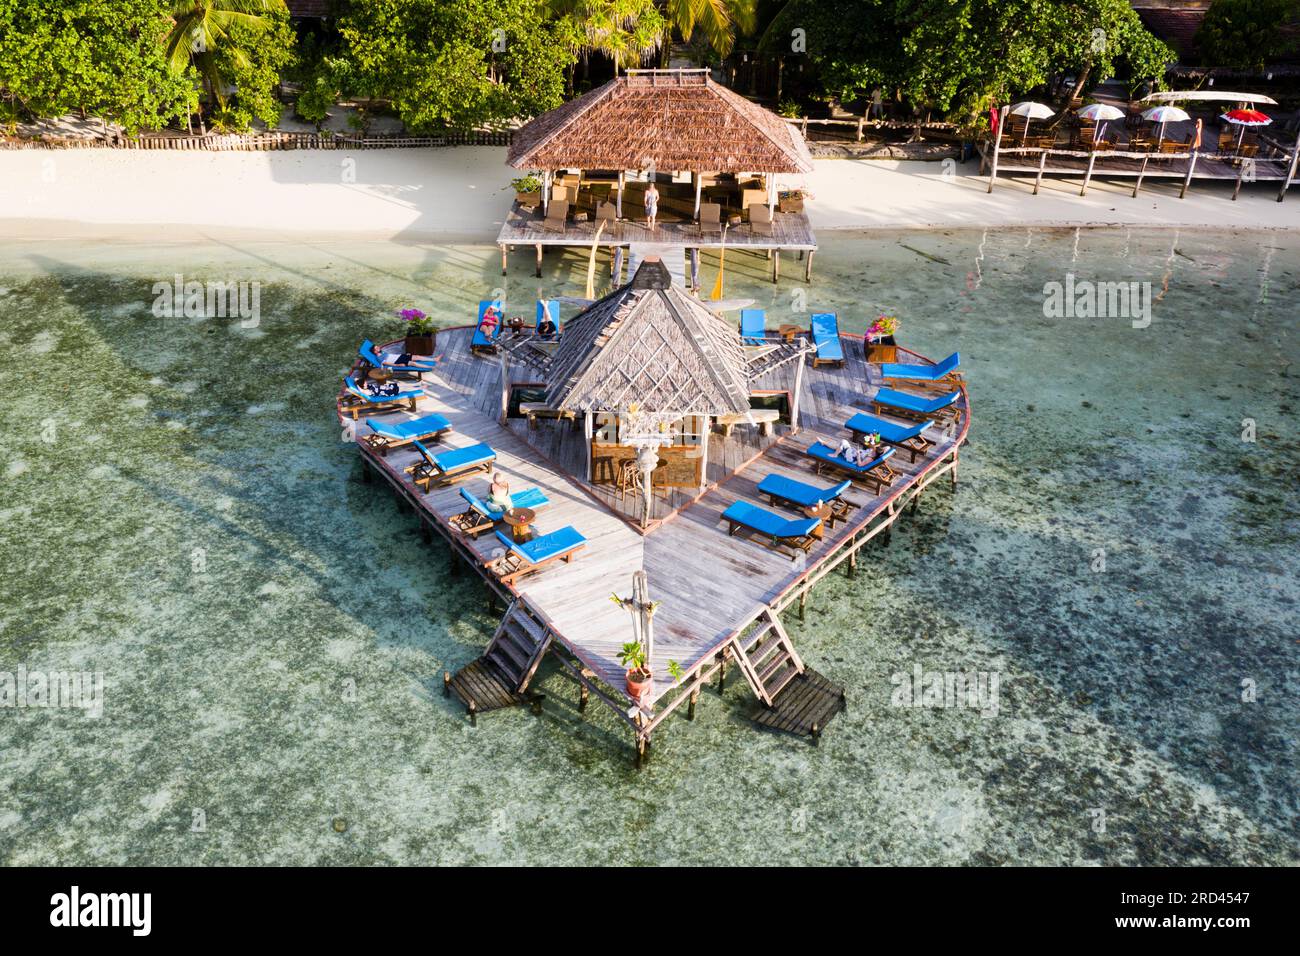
[{"xmin": 1220, "ymin": 108, "xmax": 1272, "ymax": 152}]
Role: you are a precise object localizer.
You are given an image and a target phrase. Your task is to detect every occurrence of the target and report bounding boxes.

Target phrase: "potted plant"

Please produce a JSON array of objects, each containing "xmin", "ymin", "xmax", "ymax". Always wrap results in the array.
[
  {"xmin": 512, "ymin": 174, "xmax": 542, "ymax": 206},
  {"xmin": 397, "ymin": 307, "xmax": 436, "ymax": 354},
  {"xmin": 865, "ymin": 313, "xmax": 899, "ymax": 362},
  {"xmin": 619, "ymin": 640, "xmax": 652, "ymax": 701},
  {"xmin": 778, "ymin": 188, "xmax": 812, "ymax": 213}
]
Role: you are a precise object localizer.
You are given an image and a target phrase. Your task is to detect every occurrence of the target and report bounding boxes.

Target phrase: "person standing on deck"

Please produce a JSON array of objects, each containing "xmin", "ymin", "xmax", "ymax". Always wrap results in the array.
[{"xmin": 644, "ymin": 181, "xmax": 660, "ymax": 231}]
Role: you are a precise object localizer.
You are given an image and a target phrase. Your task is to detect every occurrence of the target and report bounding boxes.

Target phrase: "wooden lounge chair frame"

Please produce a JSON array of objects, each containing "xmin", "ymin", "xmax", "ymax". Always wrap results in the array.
[
  {"xmin": 723, "ymin": 513, "xmax": 819, "ymax": 562},
  {"xmin": 748, "ymin": 203, "xmax": 773, "ymax": 237},
  {"xmin": 364, "ymin": 421, "xmax": 451, "ymax": 457},
  {"xmin": 871, "ymin": 392, "xmax": 963, "ymax": 429},
  {"xmin": 697, "ymin": 202, "xmax": 722, "ymax": 237},
  {"xmin": 542, "ymin": 200, "xmax": 569, "ymax": 234},
  {"xmin": 340, "ymin": 390, "xmax": 418, "ymax": 421},
  {"xmin": 406, "ymin": 448, "xmax": 495, "ymax": 493},
  {"xmin": 847, "ymin": 423, "xmax": 931, "ymax": 463},
  {"xmin": 809, "ymin": 451, "xmax": 899, "ymax": 495},
  {"xmin": 493, "ymin": 543, "xmax": 585, "ymax": 587},
  {"xmin": 762, "ymin": 488, "xmax": 857, "ymax": 528}
]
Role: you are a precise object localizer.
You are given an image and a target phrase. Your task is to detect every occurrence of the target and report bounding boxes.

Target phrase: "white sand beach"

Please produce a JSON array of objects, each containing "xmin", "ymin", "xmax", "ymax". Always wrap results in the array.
[{"xmin": 2, "ymin": 146, "xmax": 1297, "ymax": 242}]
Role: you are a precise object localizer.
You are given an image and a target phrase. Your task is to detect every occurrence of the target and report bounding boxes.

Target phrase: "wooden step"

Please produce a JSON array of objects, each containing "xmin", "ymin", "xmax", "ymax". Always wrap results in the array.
[
  {"xmin": 486, "ymin": 647, "xmax": 525, "ymax": 683},
  {"xmin": 757, "ymin": 648, "xmax": 791, "ymax": 686},
  {"xmin": 751, "ymin": 666, "xmax": 846, "ymax": 741}
]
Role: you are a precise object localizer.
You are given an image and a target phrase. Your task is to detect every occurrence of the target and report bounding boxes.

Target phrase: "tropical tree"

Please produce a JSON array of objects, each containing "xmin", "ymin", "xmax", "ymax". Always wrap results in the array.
[
  {"xmin": 0, "ymin": 0, "xmax": 196, "ymax": 134},
  {"xmin": 662, "ymin": 0, "xmax": 756, "ymax": 59},
  {"xmin": 163, "ymin": 0, "xmax": 295, "ymax": 130},
  {"xmin": 1195, "ymin": 0, "xmax": 1300, "ymax": 71},
  {"xmin": 550, "ymin": 0, "xmax": 667, "ymax": 74}
]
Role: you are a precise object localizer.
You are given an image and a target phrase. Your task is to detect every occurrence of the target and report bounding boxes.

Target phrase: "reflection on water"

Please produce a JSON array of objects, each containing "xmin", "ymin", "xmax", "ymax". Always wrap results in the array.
[{"xmin": 0, "ymin": 229, "xmax": 1295, "ymax": 865}]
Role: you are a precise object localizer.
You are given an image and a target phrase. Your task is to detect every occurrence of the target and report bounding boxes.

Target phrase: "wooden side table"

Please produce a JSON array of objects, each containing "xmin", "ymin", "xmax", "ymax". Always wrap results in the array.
[
  {"xmin": 778, "ymin": 324, "xmax": 802, "ymax": 342},
  {"xmin": 501, "ymin": 507, "xmax": 536, "ymax": 543},
  {"xmin": 803, "ymin": 504, "xmax": 831, "ymax": 540}
]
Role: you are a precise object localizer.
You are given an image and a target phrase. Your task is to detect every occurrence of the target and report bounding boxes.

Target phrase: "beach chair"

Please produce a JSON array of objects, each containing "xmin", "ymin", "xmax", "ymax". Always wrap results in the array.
[
  {"xmin": 340, "ymin": 374, "xmax": 422, "ymax": 421},
  {"xmin": 804, "ymin": 442, "xmax": 898, "ymax": 494},
  {"xmin": 358, "ymin": 339, "xmax": 437, "ymax": 379},
  {"xmin": 756, "ymin": 474, "xmax": 858, "ymax": 527},
  {"xmin": 535, "ymin": 299, "xmax": 560, "ymax": 339},
  {"xmin": 748, "ymin": 203, "xmax": 773, "ymax": 236},
  {"xmin": 697, "ymin": 202, "xmax": 722, "ymax": 237},
  {"xmin": 810, "ymin": 312, "xmax": 844, "ymax": 367},
  {"xmin": 363, "ymin": 413, "xmax": 452, "ymax": 456},
  {"xmin": 845, "ymin": 412, "xmax": 933, "ymax": 462},
  {"xmin": 720, "ymin": 499, "xmax": 821, "ymax": 561},
  {"xmin": 449, "ymin": 485, "xmax": 550, "ymax": 538},
  {"xmin": 491, "ymin": 527, "xmax": 586, "ymax": 586},
  {"xmin": 405, "ymin": 440, "xmax": 496, "ymax": 493},
  {"xmin": 880, "ymin": 352, "xmax": 961, "ymax": 389},
  {"xmin": 740, "ymin": 308, "xmax": 767, "ymax": 346},
  {"xmin": 542, "ymin": 200, "xmax": 569, "ymax": 234},
  {"xmin": 471, "ymin": 300, "xmax": 503, "ymax": 355},
  {"xmin": 872, "ymin": 387, "xmax": 963, "ymax": 427}
]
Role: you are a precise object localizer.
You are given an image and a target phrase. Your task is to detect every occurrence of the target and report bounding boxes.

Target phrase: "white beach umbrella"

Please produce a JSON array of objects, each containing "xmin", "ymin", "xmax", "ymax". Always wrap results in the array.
[
  {"xmin": 1141, "ymin": 105, "xmax": 1190, "ymax": 146},
  {"xmin": 1009, "ymin": 101, "xmax": 1054, "ymax": 144},
  {"xmin": 1077, "ymin": 103, "xmax": 1124, "ymax": 144}
]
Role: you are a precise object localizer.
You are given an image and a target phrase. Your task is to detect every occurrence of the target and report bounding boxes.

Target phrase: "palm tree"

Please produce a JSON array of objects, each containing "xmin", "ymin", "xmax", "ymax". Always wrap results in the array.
[
  {"xmin": 163, "ymin": 0, "xmax": 285, "ymax": 127},
  {"xmin": 661, "ymin": 0, "xmax": 756, "ymax": 60},
  {"xmin": 551, "ymin": 0, "xmax": 667, "ymax": 75}
]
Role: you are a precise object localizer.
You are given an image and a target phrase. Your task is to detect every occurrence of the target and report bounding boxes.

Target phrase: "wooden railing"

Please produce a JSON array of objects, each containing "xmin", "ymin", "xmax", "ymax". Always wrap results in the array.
[
  {"xmin": 0, "ymin": 128, "xmax": 513, "ymax": 151},
  {"xmin": 781, "ymin": 115, "xmax": 963, "ymax": 142}
]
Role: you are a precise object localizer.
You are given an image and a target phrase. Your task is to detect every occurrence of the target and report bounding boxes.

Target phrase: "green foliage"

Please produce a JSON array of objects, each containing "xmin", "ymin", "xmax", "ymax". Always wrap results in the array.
[
  {"xmin": 664, "ymin": 0, "xmax": 757, "ymax": 58},
  {"xmin": 0, "ymin": 0, "xmax": 197, "ymax": 133},
  {"xmin": 338, "ymin": 0, "xmax": 571, "ymax": 131},
  {"xmin": 550, "ymin": 0, "xmax": 667, "ymax": 70},
  {"xmin": 766, "ymin": 0, "xmax": 1173, "ymax": 123},
  {"xmin": 667, "ymin": 659, "xmax": 684, "ymax": 682},
  {"xmin": 618, "ymin": 641, "xmax": 648, "ymax": 671},
  {"xmin": 511, "ymin": 174, "xmax": 543, "ymax": 191},
  {"xmin": 1195, "ymin": 0, "xmax": 1300, "ymax": 71}
]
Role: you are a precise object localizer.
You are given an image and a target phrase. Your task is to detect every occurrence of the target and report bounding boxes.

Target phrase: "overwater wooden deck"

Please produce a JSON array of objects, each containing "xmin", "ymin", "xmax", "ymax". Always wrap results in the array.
[{"xmin": 341, "ymin": 325, "xmax": 968, "ymax": 756}]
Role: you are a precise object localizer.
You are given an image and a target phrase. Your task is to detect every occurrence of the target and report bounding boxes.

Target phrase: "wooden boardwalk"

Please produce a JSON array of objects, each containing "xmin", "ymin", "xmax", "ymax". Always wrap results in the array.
[{"xmin": 343, "ymin": 325, "xmax": 969, "ymax": 756}]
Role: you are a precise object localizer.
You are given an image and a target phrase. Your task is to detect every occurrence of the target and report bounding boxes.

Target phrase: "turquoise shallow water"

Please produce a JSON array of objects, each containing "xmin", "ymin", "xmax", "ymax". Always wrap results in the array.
[{"xmin": 0, "ymin": 229, "xmax": 1295, "ymax": 865}]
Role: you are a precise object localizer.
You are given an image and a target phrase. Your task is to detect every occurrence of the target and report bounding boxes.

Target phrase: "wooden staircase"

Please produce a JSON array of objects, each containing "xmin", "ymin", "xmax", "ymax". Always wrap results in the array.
[
  {"xmin": 444, "ymin": 601, "xmax": 552, "ymax": 724},
  {"xmin": 730, "ymin": 609, "xmax": 804, "ymax": 707}
]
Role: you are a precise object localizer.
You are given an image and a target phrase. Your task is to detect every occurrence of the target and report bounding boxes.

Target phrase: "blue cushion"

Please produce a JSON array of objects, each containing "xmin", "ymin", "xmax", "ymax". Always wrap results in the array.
[
  {"xmin": 722, "ymin": 499, "xmax": 820, "ymax": 539},
  {"xmin": 461, "ymin": 485, "xmax": 549, "ymax": 520},
  {"xmin": 844, "ymin": 412, "xmax": 930, "ymax": 444},
  {"xmin": 756, "ymin": 473, "xmax": 852, "ymax": 508},
  {"xmin": 874, "ymin": 387, "xmax": 960, "ymax": 414},
  {"xmin": 432, "ymin": 442, "xmax": 496, "ymax": 473},
  {"xmin": 805, "ymin": 441, "xmax": 895, "ymax": 474},
  {"xmin": 740, "ymin": 309, "xmax": 767, "ymax": 345},
  {"xmin": 494, "ymin": 526, "xmax": 586, "ymax": 564},
  {"xmin": 880, "ymin": 351, "xmax": 959, "ymax": 380},
  {"xmin": 810, "ymin": 313, "xmax": 842, "ymax": 360},
  {"xmin": 472, "ymin": 300, "xmax": 503, "ymax": 348},
  {"xmin": 366, "ymin": 413, "xmax": 450, "ymax": 441},
  {"xmin": 344, "ymin": 375, "xmax": 422, "ymax": 403}
]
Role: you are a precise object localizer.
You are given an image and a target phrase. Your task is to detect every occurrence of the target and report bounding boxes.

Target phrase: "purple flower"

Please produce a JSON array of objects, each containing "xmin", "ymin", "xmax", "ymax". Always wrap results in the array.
[{"xmin": 397, "ymin": 308, "xmax": 427, "ymax": 323}]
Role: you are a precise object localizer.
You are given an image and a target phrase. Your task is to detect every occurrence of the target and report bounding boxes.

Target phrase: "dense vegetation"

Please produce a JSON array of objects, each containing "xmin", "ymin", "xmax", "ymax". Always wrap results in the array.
[
  {"xmin": 0, "ymin": 0, "xmax": 1281, "ymax": 136},
  {"xmin": 1195, "ymin": 0, "xmax": 1300, "ymax": 72}
]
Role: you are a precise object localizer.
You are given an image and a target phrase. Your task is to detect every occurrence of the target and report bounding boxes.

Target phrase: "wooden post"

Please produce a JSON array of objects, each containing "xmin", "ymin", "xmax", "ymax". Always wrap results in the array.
[
  {"xmin": 616, "ymin": 170, "xmax": 625, "ymax": 218},
  {"xmin": 688, "ymin": 686, "xmax": 699, "ymax": 721},
  {"xmin": 579, "ymin": 683, "xmax": 589, "ymax": 713},
  {"xmin": 791, "ymin": 345, "xmax": 807, "ymax": 432},
  {"xmin": 798, "ymin": 590, "xmax": 807, "ymax": 622},
  {"xmin": 1233, "ymin": 159, "xmax": 1248, "ymax": 201},
  {"xmin": 498, "ymin": 349, "xmax": 510, "ymax": 424},
  {"xmin": 718, "ymin": 655, "xmax": 727, "ymax": 695},
  {"xmin": 690, "ymin": 247, "xmax": 700, "ymax": 291},
  {"xmin": 848, "ymin": 547, "xmax": 857, "ymax": 577},
  {"xmin": 772, "ymin": 249, "xmax": 780, "ymax": 283},
  {"xmin": 856, "ymin": 116, "xmax": 864, "ymax": 142},
  {"xmin": 1277, "ymin": 129, "xmax": 1300, "ymax": 202},
  {"xmin": 693, "ymin": 172, "xmax": 702, "ymax": 220},
  {"xmin": 804, "ymin": 249, "xmax": 814, "ymax": 282},
  {"xmin": 1132, "ymin": 153, "xmax": 1150, "ymax": 198},
  {"xmin": 535, "ymin": 243, "xmax": 543, "ymax": 278},
  {"xmin": 612, "ymin": 246, "xmax": 624, "ymax": 285},
  {"xmin": 541, "ymin": 170, "xmax": 551, "ymax": 214},
  {"xmin": 986, "ymin": 105, "xmax": 1008, "ymax": 193},
  {"xmin": 1032, "ymin": 149, "xmax": 1048, "ymax": 195},
  {"xmin": 1179, "ymin": 150, "xmax": 1198, "ymax": 199},
  {"xmin": 583, "ymin": 412, "xmax": 593, "ymax": 481},
  {"xmin": 1079, "ymin": 152, "xmax": 1097, "ymax": 196},
  {"xmin": 499, "ymin": 243, "xmax": 507, "ymax": 276},
  {"xmin": 767, "ymin": 175, "xmax": 777, "ymax": 216},
  {"xmin": 698, "ymin": 416, "xmax": 710, "ymax": 489}
]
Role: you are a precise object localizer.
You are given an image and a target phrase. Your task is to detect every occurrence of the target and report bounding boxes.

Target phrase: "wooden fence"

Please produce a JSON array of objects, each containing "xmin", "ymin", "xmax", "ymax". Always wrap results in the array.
[{"xmin": 0, "ymin": 129, "xmax": 513, "ymax": 151}]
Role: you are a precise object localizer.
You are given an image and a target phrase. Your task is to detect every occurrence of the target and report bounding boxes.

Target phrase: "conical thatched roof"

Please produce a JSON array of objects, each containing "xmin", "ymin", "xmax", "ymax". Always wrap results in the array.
[
  {"xmin": 546, "ymin": 259, "xmax": 752, "ymax": 415},
  {"xmin": 508, "ymin": 69, "xmax": 813, "ymax": 174}
]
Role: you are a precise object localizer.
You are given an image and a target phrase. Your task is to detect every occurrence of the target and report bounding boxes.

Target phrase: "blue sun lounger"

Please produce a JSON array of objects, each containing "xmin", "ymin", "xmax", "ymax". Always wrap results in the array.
[
  {"xmin": 872, "ymin": 387, "xmax": 962, "ymax": 426},
  {"xmin": 358, "ymin": 339, "xmax": 437, "ymax": 377},
  {"xmin": 471, "ymin": 300, "xmax": 504, "ymax": 353},
  {"xmin": 740, "ymin": 309, "xmax": 767, "ymax": 346},
  {"xmin": 340, "ymin": 374, "xmax": 422, "ymax": 420},
  {"xmin": 880, "ymin": 351, "xmax": 960, "ymax": 385},
  {"xmin": 407, "ymin": 440, "xmax": 496, "ymax": 492},
  {"xmin": 721, "ymin": 499, "xmax": 822, "ymax": 560},
  {"xmin": 491, "ymin": 526, "xmax": 586, "ymax": 585},
  {"xmin": 756, "ymin": 474, "xmax": 857, "ymax": 527},
  {"xmin": 805, "ymin": 441, "xmax": 898, "ymax": 493},
  {"xmin": 536, "ymin": 299, "xmax": 560, "ymax": 337},
  {"xmin": 450, "ymin": 485, "xmax": 550, "ymax": 537},
  {"xmin": 844, "ymin": 412, "xmax": 935, "ymax": 462},
  {"xmin": 364, "ymin": 413, "xmax": 452, "ymax": 455},
  {"xmin": 810, "ymin": 312, "xmax": 843, "ymax": 367}
]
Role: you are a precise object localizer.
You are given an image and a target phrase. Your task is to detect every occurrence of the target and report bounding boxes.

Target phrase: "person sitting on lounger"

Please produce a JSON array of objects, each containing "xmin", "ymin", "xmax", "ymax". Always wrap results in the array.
[
  {"xmin": 537, "ymin": 314, "xmax": 558, "ymax": 340},
  {"xmin": 364, "ymin": 379, "xmax": 400, "ymax": 397},
  {"xmin": 486, "ymin": 472, "xmax": 513, "ymax": 514},
  {"xmin": 479, "ymin": 305, "xmax": 502, "ymax": 338},
  {"xmin": 837, "ymin": 438, "xmax": 856, "ymax": 459}
]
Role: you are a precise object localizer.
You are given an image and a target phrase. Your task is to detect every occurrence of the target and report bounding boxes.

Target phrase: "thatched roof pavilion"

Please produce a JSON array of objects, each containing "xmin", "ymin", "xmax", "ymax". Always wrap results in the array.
[
  {"xmin": 546, "ymin": 258, "xmax": 751, "ymax": 415},
  {"xmin": 509, "ymin": 69, "xmax": 813, "ymax": 175}
]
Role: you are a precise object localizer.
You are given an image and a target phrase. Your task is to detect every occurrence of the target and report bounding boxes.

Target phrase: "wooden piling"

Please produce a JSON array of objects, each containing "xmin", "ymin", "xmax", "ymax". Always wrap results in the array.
[
  {"xmin": 1179, "ymin": 150, "xmax": 1198, "ymax": 199},
  {"xmin": 1079, "ymin": 152, "xmax": 1097, "ymax": 196},
  {"xmin": 1032, "ymin": 150, "xmax": 1048, "ymax": 195}
]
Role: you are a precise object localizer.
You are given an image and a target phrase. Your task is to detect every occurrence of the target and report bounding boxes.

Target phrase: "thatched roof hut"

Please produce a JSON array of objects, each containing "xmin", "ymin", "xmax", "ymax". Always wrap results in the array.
[
  {"xmin": 509, "ymin": 69, "xmax": 813, "ymax": 175},
  {"xmin": 546, "ymin": 259, "xmax": 752, "ymax": 415}
]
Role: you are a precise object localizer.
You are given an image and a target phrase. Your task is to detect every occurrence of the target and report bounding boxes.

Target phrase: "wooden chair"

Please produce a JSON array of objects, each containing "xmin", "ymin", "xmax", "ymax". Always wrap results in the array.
[
  {"xmin": 697, "ymin": 202, "xmax": 722, "ymax": 237},
  {"xmin": 748, "ymin": 203, "xmax": 773, "ymax": 236},
  {"xmin": 542, "ymin": 200, "xmax": 569, "ymax": 234}
]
